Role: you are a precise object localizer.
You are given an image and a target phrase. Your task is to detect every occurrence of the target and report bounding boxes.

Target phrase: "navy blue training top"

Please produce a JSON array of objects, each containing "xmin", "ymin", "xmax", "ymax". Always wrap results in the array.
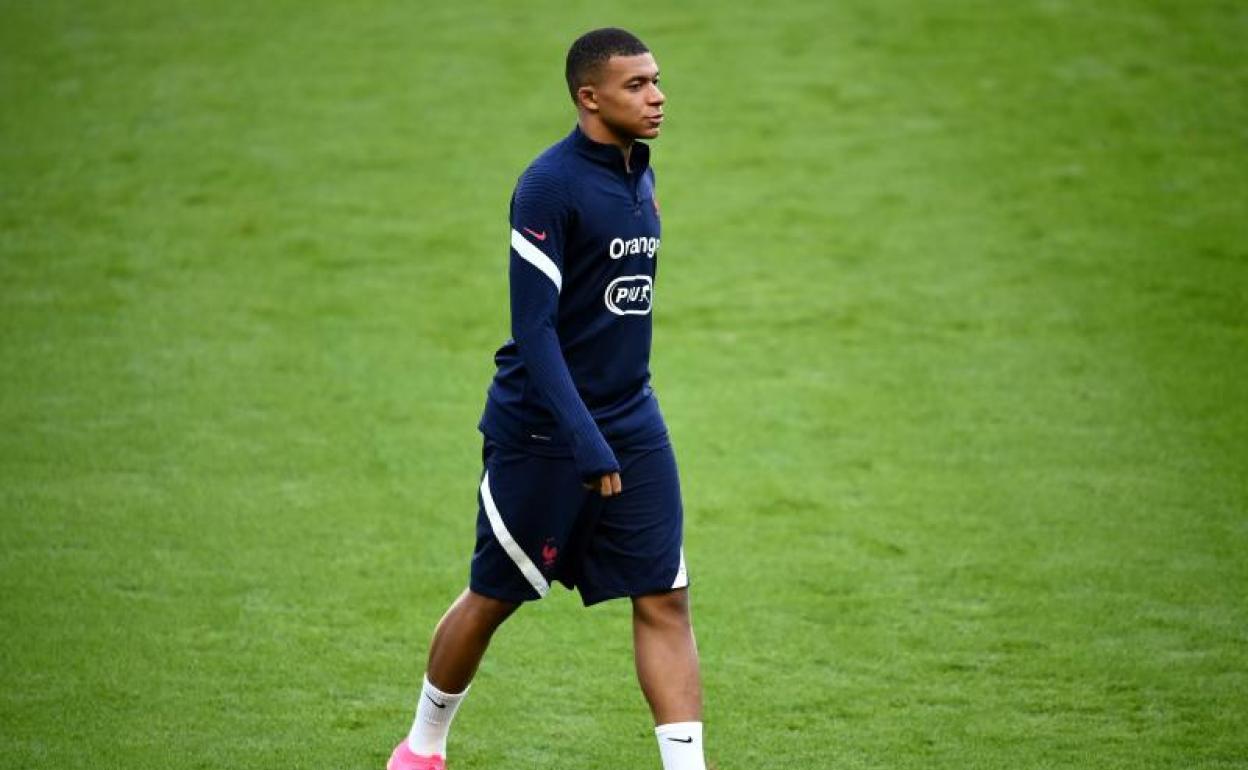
[{"xmin": 479, "ymin": 125, "xmax": 668, "ymax": 479}]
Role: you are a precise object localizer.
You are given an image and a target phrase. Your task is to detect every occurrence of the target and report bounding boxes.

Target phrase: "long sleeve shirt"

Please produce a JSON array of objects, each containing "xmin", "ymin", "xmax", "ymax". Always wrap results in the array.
[{"xmin": 479, "ymin": 125, "xmax": 669, "ymax": 479}]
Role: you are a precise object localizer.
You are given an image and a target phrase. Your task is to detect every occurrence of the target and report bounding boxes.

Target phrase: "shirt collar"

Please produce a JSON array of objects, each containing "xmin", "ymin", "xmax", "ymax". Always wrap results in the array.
[{"xmin": 570, "ymin": 124, "xmax": 650, "ymax": 175}]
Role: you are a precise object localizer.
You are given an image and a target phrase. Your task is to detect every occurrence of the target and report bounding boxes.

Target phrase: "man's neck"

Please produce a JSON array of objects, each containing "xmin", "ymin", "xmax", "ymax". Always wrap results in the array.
[{"xmin": 578, "ymin": 116, "xmax": 634, "ymax": 171}]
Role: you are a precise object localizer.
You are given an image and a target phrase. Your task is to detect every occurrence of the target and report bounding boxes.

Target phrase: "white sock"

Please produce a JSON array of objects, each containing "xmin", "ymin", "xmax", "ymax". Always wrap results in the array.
[
  {"xmin": 655, "ymin": 721, "xmax": 706, "ymax": 770},
  {"xmin": 406, "ymin": 675, "xmax": 469, "ymax": 757}
]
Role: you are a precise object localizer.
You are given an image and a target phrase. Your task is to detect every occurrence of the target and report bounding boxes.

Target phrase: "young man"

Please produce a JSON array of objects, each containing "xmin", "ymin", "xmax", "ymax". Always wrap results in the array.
[{"xmin": 388, "ymin": 28, "xmax": 706, "ymax": 770}]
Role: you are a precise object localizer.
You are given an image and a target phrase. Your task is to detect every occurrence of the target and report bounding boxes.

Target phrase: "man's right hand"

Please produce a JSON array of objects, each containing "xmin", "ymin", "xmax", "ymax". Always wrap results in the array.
[{"xmin": 585, "ymin": 472, "xmax": 622, "ymax": 497}]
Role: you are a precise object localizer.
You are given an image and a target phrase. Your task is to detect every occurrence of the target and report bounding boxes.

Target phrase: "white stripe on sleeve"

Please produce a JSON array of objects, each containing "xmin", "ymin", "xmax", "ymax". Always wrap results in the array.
[{"xmin": 510, "ymin": 228, "xmax": 562, "ymax": 293}]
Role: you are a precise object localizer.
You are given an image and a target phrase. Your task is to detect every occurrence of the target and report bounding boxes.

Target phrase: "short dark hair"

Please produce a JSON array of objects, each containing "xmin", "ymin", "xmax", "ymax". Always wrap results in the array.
[{"xmin": 565, "ymin": 28, "xmax": 649, "ymax": 103}]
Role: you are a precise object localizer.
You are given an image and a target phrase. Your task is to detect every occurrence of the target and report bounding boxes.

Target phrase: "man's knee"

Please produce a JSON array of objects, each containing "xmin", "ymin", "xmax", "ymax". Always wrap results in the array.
[
  {"xmin": 632, "ymin": 587, "xmax": 691, "ymax": 628},
  {"xmin": 454, "ymin": 588, "xmax": 520, "ymax": 629}
]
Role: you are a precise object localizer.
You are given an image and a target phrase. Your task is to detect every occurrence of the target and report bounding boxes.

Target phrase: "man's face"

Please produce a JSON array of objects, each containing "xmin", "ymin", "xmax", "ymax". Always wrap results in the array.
[{"xmin": 581, "ymin": 52, "xmax": 665, "ymax": 141}]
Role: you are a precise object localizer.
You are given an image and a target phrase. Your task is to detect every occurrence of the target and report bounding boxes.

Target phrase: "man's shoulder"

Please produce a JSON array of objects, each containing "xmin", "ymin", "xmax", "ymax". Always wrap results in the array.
[
  {"xmin": 519, "ymin": 134, "xmax": 578, "ymax": 183},
  {"xmin": 514, "ymin": 135, "xmax": 581, "ymax": 205}
]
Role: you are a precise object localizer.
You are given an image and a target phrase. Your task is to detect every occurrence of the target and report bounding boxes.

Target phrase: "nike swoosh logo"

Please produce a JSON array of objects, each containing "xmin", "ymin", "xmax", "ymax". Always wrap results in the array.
[
  {"xmin": 666, "ymin": 736, "xmax": 694, "ymax": 743},
  {"xmin": 523, "ymin": 227, "xmax": 547, "ymax": 241},
  {"xmin": 424, "ymin": 693, "xmax": 447, "ymax": 709}
]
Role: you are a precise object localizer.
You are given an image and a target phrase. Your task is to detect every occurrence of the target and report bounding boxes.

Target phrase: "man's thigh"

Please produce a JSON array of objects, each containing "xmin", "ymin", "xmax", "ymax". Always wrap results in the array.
[
  {"xmin": 576, "ymin": 443, "xmax": 687, "ymax": 606},
  {"xmin": 469, "ymin": 440, "xmax": 591, "ymax": 603}
]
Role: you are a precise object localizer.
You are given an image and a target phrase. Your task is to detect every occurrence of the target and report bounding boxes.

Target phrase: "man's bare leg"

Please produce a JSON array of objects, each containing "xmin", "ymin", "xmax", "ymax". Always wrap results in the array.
[
  {"xmin": 426, "ymin": 588, "xmax": 518, "ymax": 692},
  {"xmin": 633, "ymin": 588, "xmax": 707, "ymax": 770},
  {"xmin": 391, "ymin": 589, "xmax": 517, "ymax": 769}
]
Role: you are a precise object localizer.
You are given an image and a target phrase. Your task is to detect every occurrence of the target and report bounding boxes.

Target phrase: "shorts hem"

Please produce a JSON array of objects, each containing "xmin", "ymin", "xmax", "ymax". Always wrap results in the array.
[
  {"xmin": 579, "ymin": 579, "xmax": 692, "ymax": 607},
  {"xmin": 469, "ymin": 579, "xmax": 543, "ymax": 605}
]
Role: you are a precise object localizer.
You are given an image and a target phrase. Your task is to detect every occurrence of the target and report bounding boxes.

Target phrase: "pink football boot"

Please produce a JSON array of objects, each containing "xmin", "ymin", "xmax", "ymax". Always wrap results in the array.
[{"xmin": 387, "ymin": 740, "xmax": 445, "ymax": 770}]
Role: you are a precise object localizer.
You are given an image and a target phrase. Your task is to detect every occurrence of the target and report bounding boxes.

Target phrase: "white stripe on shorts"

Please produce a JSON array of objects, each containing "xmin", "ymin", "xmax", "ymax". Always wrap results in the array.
[
  {"xmin": 480, "ymin": 471, "xmax": 550, "ymax": 598},
  {"xmin": 671, "ymin": 547, "xmax": 688, "ymax": 589}
]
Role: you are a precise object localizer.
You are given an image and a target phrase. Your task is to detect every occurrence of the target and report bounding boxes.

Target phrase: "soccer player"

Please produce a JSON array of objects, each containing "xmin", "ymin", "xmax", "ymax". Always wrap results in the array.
[{"xmin": 386, "ymin": 27, "xmax": 707, "ymax": 770}]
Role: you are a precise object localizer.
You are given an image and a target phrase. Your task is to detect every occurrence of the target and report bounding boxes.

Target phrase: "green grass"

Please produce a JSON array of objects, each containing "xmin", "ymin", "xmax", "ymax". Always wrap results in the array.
[{"xmin": 2, "ymin": 1, "xmax": 1246, "ymax": 768}]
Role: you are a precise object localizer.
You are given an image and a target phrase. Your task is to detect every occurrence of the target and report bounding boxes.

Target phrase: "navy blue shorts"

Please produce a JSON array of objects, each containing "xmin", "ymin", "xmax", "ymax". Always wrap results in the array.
[{"xmin": 469, "ymin": 439, "xmax": 687, "ymax": 606}]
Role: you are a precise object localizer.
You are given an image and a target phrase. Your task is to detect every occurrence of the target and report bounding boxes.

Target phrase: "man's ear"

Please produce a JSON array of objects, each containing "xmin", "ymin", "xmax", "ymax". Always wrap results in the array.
[{"xmin": 576, "ymin": 85, "xmax": 599, "ymax": 113}]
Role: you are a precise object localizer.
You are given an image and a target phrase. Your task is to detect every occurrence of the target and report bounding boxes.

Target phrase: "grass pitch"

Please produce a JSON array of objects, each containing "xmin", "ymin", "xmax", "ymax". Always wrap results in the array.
[{"xmin": 2, "ymin": 1, "xmax": 1245, "ymax": 768}]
